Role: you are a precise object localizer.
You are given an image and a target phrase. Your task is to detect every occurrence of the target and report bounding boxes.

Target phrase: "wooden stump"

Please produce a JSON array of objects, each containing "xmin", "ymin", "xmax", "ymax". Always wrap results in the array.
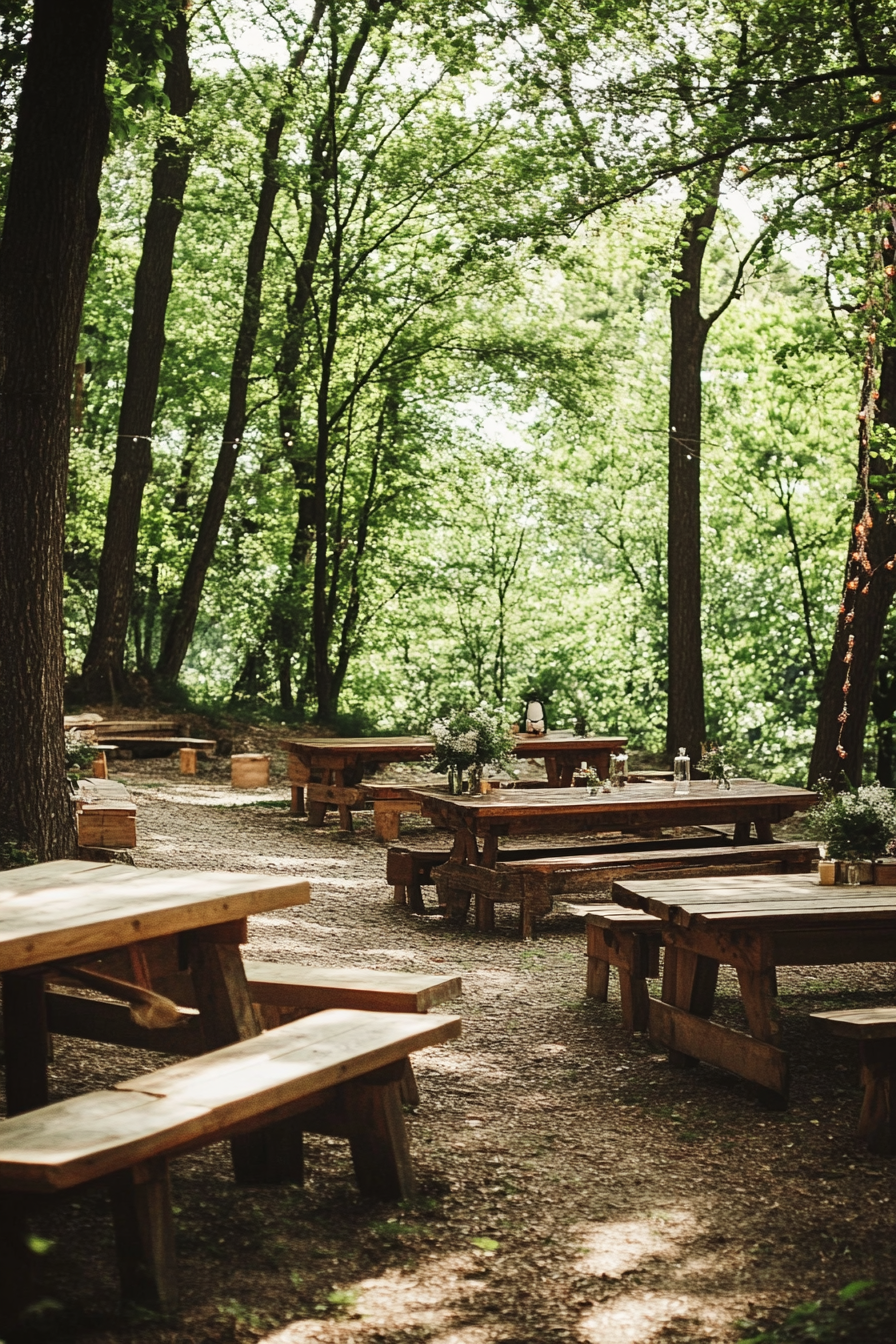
[{"xmin": 179, "ymin": 747, "xmax": 197, "ymax": 775}]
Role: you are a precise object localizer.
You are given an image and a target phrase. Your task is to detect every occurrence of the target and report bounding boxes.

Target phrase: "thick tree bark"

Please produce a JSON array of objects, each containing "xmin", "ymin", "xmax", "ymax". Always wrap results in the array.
[
  {"xmin": 665, "ymin": 183, "xmax": 720, "ymax": 761},
  {"xmin": 0, "ymin": 0, "xmax": 111, "ymax": 861},
  {"xmin": 809, "ymin": 345, "xmax": 896, "ymax": 786},
  {"xmin": 156, "ymin": 1, "xmax": 327, "ymax": 683},
  {"xmin": 80, "ymin": 5, "xmax": 193, "ymax": 698}
]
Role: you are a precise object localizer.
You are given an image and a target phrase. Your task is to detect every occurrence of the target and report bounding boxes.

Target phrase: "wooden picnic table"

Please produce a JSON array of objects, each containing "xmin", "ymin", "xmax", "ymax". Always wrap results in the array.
[
  {"xmin": 0, "ymin": 859, "xmax": 310, "ymax": 1116},
  {"xmin": 280, "ymin": 731, "xmax": 628, "ymax": 834},
  {"xmin": 409, "ymin": 778, "xmax": 817, "ymax": 866},
  {"xmin": 610, "ymin": 871, "xmax": 896, "ymax": 1107}
]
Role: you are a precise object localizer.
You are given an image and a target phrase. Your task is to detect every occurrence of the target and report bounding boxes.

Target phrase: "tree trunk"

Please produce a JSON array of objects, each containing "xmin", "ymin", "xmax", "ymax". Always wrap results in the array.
[
  {"xmin": 79, "ymin": 5, "xmax": 193, "ymax": 699},
  {"xmin": 0, "ymin": 0, "xmax": 111, "ymax": 861},
  {"xmin": 665, "ymin": 184, "xmax": 719, "ymax": 762},
  {"xmin": 809, "ymin": 345, "xmax": 896, "ymax": 786},
  {"xmin": 156, "ymin": 1, "xmax": 327, "ymax": 684}
]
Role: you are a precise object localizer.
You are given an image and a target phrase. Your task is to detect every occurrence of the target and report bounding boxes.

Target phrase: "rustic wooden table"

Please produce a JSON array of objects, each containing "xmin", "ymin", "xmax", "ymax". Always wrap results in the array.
[
  {"xmin": 610, "ymin": 871, "xmax": 896, "ymax": 1107},
  {"xmin": 409, "ymin": 779, "xmax": 817, "ymax": 866},
  {"xmin": 279, "ymin": 731, "xmax": 628, "ymax": 835},
  {"xmin": 0, "ymin": 860, "xmax": 310, "ymax": 1116}
]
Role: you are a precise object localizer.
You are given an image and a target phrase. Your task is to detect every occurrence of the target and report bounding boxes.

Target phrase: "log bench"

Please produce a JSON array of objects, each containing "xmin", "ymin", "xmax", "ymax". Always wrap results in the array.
[
  {"xmin": 0, "ymin": 1007, "xmax": 460, "ymax": 1329},
  {"xmin": 75, "ymin": 778, "xmax": 137, "ymax": 852},
  {"xmin": 812, "ymin": 1008, "xmax": 896, "ymax": 1155},
  {"xmin": 433, "ymin": 841, "xmax": 817, "ymax": 938},
  {"xmin": 583, "ymin": 907, "xmax": 663, "ymax": 1032}
]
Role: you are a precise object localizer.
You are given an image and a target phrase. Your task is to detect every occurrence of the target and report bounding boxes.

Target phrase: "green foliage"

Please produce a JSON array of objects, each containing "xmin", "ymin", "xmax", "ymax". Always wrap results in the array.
[
  {"xmin": 806, "ymin": 783, "xmax": 896, "ymax": 859},
  {"xmin": 64, "ymin": 730, "xmax": 97, "ymax": 773},
  {"xmin": 737, "ymin": 1280, "xmax": 894, "ymax": 1343}
]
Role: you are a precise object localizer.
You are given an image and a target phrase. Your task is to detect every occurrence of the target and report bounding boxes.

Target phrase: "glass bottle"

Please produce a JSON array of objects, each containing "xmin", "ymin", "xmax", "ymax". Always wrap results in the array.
[{"xmin": 673, "ymin": 747, "xmax": 690, "ymax": 795}]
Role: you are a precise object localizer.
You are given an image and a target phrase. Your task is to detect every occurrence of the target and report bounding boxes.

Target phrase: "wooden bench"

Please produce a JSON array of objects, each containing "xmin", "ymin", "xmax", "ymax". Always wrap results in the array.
[
  {"xmin": 812, "ymin": 1008, "xmax": 896, "ymax": 1154},
  {"xmin": 433, "ymin": 841, "xmax": 817, "ymax": 938},
  {"xmin": 581, "ymin": 907, "xmax": 663, "ymax": 1032},
  {"xmin": 0, "ymin": 1007, "xmax": 460, "ymax": 1328},
  {"xmin": 386, "ymin": 833, "xmax": 734, "ymax": 914}
]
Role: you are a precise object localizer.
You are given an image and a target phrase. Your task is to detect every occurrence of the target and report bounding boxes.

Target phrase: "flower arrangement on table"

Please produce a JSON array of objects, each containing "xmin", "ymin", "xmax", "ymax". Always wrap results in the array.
[
  {"xmin": 697, "ymin": 743, "xmax": 736, "ymax": 790},
  {"xmin": 429, "ymin": 706, "xmax": 516, "ymax": 794},
  {"xmin": 806, "ymin": 781, "xmax": 896, "ymax": 862}
]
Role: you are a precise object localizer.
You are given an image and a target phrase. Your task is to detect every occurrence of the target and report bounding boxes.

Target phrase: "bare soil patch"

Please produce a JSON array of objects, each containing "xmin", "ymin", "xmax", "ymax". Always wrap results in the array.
[{"xmin": 12, "ymin": 753, "xmax": 896, "ymax": 1344}]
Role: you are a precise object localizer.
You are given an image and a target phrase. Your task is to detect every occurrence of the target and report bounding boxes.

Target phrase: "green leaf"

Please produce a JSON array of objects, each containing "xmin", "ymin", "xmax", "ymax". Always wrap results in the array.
[{"xmin": 470, "ymin": 1236, "xmax": 500, "ymax": 1251}]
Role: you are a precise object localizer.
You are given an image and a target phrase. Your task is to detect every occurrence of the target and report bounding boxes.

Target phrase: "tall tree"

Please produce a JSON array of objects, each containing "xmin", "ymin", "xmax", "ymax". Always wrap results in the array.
[
  {"xmin": 155, "ymin": 0, "xmax": 327, "ymax": 682},
  {"xmin": 0, "ymin": 0, "xmax": 112, "ymax": 862},
  {"xmin": 80, "ymin": 1, "xmax": 194, "ymax": 699}
]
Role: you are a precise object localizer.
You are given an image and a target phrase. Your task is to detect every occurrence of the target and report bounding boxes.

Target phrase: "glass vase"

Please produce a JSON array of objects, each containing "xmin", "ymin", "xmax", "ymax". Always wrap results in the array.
[
  {"xmin": 448, "ymin": 765, "xmax": 465, "ymax": 795},
  {"xmin": 468, "ymin": 764, "xmax": 483, "ymax": 796}
]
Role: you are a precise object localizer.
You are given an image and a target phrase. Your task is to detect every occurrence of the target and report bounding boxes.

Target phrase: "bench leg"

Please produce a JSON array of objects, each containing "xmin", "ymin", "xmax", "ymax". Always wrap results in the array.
[
  {"xmin": 443, "ymin": 890, "xmax": 471, "ymax": 924},
  {"xmin": 307, "ymin": 800, "xmax": 328, "ymax": 826},
  {"xmin": 346, "ymin": 1076, "xmax": 417, "ymax": 1201},
  {"xmin": 618, "ymin": 968, "xmax": 650, "ymax": 1033},
  {"xmin": 400, "ymin": 1058, "xmax": 420, "ymax": 1108},
  {"xmin": 586, "ymin": 956, "xmax": 611, "ymax": 1001},
  {"xmin": 392, "ymin": 883, "xmax": 408, "ymax": 906},
  {"xmin": 2, "ymin": 968, "xmax": 49, "ymax": 1115},
  {"xmin": 407, "ymin": 879, "xmax": 427, "ymax": 915},
  {"xmin": 0, "ymin": 1193, "xmax": 34, "ymax": 1335},
  {"xmin": 231, "ymin": 1117, "xmax": 305, "ymax": 1184},
  {"xmin": 374, "ymin": 804, "xmax": 401, "ymax": 843},
  {"xmin": 475, "ymin": 894, "xmax": 495, "ymax": 933},
  {"xmin": 858, "ymin": 1041, "xmax": 896, "ymax": 1154},
  {"xmin": 109, "ymin": 1158, "xmax": 178, "ymax": 1316}
]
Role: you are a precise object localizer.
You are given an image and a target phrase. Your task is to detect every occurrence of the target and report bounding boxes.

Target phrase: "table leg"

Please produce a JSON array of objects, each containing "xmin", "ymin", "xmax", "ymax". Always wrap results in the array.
[
  {"xmin": 858, "ymin": 1040, "xmax": 896, "ymax": 1155},
  {"xmin": 660, "ymin": 947, "xmax": 719, "ymax": 1069},
  {"xmin": 732, "ymin": 820, "xmax": 750, "ymax": 845},
  {"xmin": 290, "ymin": 785, "xmax": 306, "ymax": 816},
  {"xmin": 2, "ymin": 969, "xmax": 49, "ymax": 1116},
  {"xmin": 558, "ymin": 761, "xmax": 575, "ymax": 787},
  {"xmin": 108, "ymin": 1157, "xmax": 178, "ymax": 1314},
  {"xmin": 754, "ymin": 818, "xmax": 774, "ymax": 843},
  {"xmin": 736, "ymin": 964, "xmax": 786, "ymax": 1108},
  {"xmin": 187, "ymin": 925, "xmax": 304, "ymax": 1184},
  {"xmin": 544, "ymin": 756, "xmax": 560, "ymax": 787}
]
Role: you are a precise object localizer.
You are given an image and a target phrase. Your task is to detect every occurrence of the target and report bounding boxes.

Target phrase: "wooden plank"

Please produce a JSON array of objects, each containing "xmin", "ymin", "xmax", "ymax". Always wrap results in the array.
[
  {"xmin": 812, "ymin": 1007, "xmax": 896, "ymax": 1040},
  {"xmin": 647, "ymin": 997, "xmax": 790, "ymax": 1095},
  {"xmin": 242, "ymin": 962, "xmax": 461, "ymax": 1012},
  {"xmin": 305, "ymin": 783, "xmax": 367, "ymax": 807},
  {"xmin": 0, "ymin": 1010, "xmax": 461, "ymax": 1192}
]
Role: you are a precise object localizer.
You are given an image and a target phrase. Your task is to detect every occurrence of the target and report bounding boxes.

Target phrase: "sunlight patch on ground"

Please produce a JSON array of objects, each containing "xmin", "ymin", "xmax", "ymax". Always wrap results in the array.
[
  {"xmin": 573, "ymin": 1209, "xmax": 698, "ymax": 1280},
  {"xmin": 363, "ymin": 948, "xmax": 418, "ymax": 960},
  {"xmin": 131, "ymin": 784, "xmax": 292, "ymax": 806},
  {"xmin": 580, "ymin": 1292, "xmax": 713, "ymax": 1343}
]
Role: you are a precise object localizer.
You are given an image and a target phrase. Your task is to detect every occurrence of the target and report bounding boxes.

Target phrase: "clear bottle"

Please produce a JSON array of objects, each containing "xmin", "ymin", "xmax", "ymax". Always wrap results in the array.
[{"xmin": 673, "ymin": 747, "xmax": 690, "ymax": 795}]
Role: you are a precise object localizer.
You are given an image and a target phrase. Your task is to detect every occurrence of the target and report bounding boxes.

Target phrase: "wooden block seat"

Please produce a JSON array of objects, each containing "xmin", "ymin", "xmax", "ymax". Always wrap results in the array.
[
  {"xmin": 75, "ymin": 779, "xmax": 137, "ymax": 850},
  {"xmin": 812, "ymin": 1008, "xmax": 896, "ymax": 1154},
  {"xmin": 0, "ymin": 1008, "xmax": 460, "ymax": 1328},
  {"xmin": 580, "ymin": 907, "xmax": 663, "ymax": 1032},
  {"xmin": 434, "ymin": 841, "xmax": 816, "ymax": 939}
]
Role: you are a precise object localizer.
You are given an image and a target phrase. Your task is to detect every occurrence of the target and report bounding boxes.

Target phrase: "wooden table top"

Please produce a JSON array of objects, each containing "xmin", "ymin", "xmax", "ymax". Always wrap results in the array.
[
  {"xmin": 0, "ymin": 860, "xmax": 311, "ymax": 973},
  {"xmin": 612, "ymin": 872, "xmax": 896, "ymax": 931},
  {"xmin": 409, "ymin": 779, "xmax": 816, "ymax": 829},
  {"xmin": 279, "ymin": 731, "xmax": 627, "ymax": 760}
]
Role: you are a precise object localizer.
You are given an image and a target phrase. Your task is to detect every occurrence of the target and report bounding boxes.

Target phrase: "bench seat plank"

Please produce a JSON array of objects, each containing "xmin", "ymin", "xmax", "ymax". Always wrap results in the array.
[
  {"xmin": 0, "ymin": 1010, "xmax": 460, "ymax": 1193},
  {"xmin": 811, "ymin": 1008, "xmax": 896, "ymax": 1039},
  {"xmin": 243, "ymin": 962, "xmax": 461, "ymax": 1013}
]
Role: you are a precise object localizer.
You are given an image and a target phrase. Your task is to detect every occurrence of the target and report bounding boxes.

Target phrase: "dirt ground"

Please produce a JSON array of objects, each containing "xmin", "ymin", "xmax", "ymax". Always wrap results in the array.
[{"xmin": 13, "ymin": 745, "xmax": 896, "ymax": 1344}]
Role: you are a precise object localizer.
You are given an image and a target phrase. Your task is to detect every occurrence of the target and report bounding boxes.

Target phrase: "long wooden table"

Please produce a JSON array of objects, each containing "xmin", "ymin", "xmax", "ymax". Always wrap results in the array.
[
  {"xmin": 610, "ymin": 871, "xmax": 896, "ymax": 1107},
  {"xmin": 0, "ymin": 860, "xmax": 310, "ymax": 1116},
  {"xmin": 280, "ymin": 731, "xmax": 628, "ymax": 835},
  {"xmin": 409, "ymin": 779, "xmax": 816, "ymax": 864}
]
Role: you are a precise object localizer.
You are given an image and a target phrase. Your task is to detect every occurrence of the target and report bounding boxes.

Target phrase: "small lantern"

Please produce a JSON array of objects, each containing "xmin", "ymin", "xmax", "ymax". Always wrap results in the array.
[{"xmin": 525, "ymin": 696, "xmax": 546, "ymax": 735}]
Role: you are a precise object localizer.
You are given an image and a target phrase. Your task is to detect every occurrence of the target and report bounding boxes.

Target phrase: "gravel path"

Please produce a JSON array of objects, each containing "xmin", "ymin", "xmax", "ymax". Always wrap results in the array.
[{"xmin": 17, "ymin": 759, "xmax": 896, "ymax": 1344}]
